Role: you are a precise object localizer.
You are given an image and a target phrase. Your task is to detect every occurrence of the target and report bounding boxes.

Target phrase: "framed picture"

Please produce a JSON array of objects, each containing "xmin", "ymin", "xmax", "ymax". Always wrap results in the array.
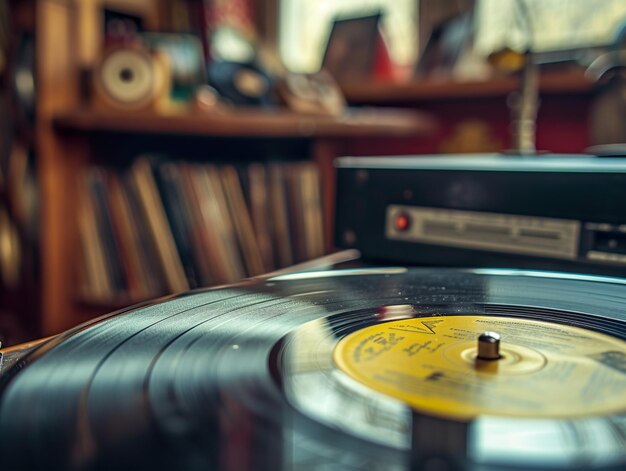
[
  {"xmin": 415, "ymin": 12, "xmax": 474, "ymax": 78},
  {"xmin": 322, "ymin": 13, "xmax": 381, "ymax": 84}
]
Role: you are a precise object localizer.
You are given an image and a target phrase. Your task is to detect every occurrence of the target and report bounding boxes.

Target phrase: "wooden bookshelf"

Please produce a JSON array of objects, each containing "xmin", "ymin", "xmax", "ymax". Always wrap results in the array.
[
  {"xmin": 342, "ymin": 68, "xmax": 595, "ymax": 104},
  {"xmin": 25, "ymin": 0, "xmax": 437, "ymax": 338},
  {"xmin": 38, "ymin": 115, "xmax": 436, "ymax": 335},
  {"xmin": 41, "ymin": 116, "xmax": 433, "ymax": 332}
]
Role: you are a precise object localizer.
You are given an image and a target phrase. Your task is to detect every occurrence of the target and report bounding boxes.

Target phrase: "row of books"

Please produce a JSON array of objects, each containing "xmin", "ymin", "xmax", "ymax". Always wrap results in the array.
[{"xmin": 78, "ymin": 158, "xmax": 325, "ymax": 302}]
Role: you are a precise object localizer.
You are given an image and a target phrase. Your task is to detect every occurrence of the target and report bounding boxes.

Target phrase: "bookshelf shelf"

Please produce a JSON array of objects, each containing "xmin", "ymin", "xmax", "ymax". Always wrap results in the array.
[
  {"xmin": 341, "ymin": 68, "xmax": 594, "ymax": 104},
  {"xmin": 54, "ymin": 107, "xmax": 436, "ymax": 138}
]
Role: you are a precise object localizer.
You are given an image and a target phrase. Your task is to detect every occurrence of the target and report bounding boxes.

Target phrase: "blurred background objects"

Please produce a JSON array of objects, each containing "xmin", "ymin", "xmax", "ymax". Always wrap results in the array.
[{"xmin": 2, "ymin": 0, "xmax": 626, "ymax": 344}]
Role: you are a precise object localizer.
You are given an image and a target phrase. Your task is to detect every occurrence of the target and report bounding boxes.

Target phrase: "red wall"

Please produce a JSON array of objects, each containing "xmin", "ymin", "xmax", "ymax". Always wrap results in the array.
[{"xmin": 345, "ymin": 93, "xmax": 593, "ymax": 157}]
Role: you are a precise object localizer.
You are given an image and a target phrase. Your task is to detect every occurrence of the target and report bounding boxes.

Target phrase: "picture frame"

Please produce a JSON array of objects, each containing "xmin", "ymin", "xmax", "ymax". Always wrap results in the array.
[
  {"xmin": 322, "ymin": 13, "xmax": 381, "ymax": 84},
  {"xmin": 415, "ymin": 12, "xmax": 474, "ymax": 78}
]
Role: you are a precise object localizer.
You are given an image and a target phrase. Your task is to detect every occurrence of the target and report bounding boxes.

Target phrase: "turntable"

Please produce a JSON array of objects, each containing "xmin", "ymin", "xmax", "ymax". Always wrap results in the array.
[{"xmin": 0, "ymin": 266, "xmax": 625, "ymax": 470}]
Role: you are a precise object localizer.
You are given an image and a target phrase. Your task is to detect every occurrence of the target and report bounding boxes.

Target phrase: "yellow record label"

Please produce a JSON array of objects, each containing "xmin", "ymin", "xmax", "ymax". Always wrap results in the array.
[{"xmin": 333, "ymin": 315, "xmax": 626, "ymax": 420}]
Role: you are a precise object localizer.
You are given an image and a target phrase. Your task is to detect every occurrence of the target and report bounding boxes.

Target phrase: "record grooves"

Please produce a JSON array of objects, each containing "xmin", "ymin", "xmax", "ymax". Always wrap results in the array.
[{"xmin": 0, "ymin": 268, "xmax": 625, "ymax": 470}]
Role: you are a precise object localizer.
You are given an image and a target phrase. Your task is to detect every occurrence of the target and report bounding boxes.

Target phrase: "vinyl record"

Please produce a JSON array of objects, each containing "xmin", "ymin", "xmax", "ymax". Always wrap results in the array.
[
  {"xmin": 0, "ymin": 268, "xmax": 625, "ymax": 470},
  {"xmin": 207, "ymin": 60, "xmax": 275, "ymax": 107}
]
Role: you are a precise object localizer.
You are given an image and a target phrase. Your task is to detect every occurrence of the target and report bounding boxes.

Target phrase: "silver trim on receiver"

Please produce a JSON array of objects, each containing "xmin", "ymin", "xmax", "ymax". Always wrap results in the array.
[{"xmin": 386, "ymin": 206, "xmax": 580, "ymax": 260}]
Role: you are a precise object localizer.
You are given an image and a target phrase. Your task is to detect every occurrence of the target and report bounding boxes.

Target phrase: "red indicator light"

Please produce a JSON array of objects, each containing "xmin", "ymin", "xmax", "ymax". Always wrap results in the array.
[{"xmin": 395, "ymin": 213, "xmax": 411, "ymax": 231}]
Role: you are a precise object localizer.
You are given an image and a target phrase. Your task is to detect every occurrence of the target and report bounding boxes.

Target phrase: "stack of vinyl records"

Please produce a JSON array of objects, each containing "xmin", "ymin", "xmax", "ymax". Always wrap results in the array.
[{"xmin": 77, "ymin": 157, "xmax": 325, "ymax": 303}]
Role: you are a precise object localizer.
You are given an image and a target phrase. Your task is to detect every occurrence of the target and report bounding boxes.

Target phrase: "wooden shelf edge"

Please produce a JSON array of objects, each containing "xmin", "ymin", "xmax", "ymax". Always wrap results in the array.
[
  {"xmin": 342, "ymin": 68, "xmax": 595, "ymax": 104},
  {"xmin": 53, "ymin": 107, "xmax": 436, "ymax": 138}
]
